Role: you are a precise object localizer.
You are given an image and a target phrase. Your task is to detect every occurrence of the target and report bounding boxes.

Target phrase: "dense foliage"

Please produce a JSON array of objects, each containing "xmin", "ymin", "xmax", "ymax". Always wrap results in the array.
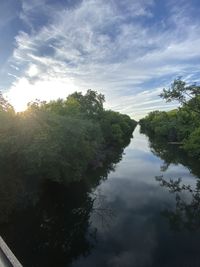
[
  {"xmin": 0, "ymin": 89, "xmax": 136, "ymax": 221},
  {"xmin": 0, "ymin": 89, "xmax": 135, "ymax": 187},
  {"xmin": 140, "ymin": 79, "xmax": 200, "ymax": 159}
]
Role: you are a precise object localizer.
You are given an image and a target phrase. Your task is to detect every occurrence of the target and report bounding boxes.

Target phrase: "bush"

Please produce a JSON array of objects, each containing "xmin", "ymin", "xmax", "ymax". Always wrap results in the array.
[{"xmin": 184, "ymin": 127, "xmax": 200, "ymax": 158}]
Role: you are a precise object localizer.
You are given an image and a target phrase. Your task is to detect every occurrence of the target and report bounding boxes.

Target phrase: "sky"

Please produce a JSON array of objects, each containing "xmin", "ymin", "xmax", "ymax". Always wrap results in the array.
[{"xmin": 1, "ymin": 0, "xmax": 200, "ymax": 119}]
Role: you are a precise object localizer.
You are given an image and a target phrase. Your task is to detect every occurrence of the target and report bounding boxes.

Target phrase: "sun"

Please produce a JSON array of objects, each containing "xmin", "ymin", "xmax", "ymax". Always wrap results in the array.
[
  {"xmin": 5, "ymin": 78, "xmax": 31, "ymax": 112},
  {"xmin": 5, "ymin": 77, "xmax": 79, "ymax": 112}
]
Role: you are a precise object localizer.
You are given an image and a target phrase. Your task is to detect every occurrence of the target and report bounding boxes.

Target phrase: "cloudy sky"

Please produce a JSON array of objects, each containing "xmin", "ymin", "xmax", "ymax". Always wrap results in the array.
[{"xmin": 1, "ymin": 0, "xmax": 200, "ymax": 119}]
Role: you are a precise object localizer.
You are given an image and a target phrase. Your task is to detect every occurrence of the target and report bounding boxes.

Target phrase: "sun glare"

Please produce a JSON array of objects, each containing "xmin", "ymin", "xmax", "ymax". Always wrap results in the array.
[{"xmin": 5, "ymin": 77, "xmax": 78, "ymax": 112}]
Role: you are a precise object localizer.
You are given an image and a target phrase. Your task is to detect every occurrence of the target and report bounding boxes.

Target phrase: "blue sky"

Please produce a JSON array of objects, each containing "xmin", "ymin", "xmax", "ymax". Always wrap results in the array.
[{"xmin": 1, "ymin": 0, "xmax": 200, "ymax": 119}]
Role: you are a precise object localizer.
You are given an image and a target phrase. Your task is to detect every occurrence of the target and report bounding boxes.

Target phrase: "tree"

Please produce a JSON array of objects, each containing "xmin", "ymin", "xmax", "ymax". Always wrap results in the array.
[
  {"xmin": 0, "ymin": 92, "xmax": 14, "ymax": 113},
  {"xmin": 160, "ymin": 78, "xmax": 200, "ymax": 115},
  {"xmin": 69, "ymin": 90, "xmax": 105, "ymax": 119}
]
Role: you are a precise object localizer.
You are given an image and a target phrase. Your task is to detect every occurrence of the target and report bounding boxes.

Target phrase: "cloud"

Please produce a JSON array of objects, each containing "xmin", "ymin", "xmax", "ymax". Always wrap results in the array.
[{"xmin": 3, "ymin": 0, "xmax": 200, "ymax": 118}]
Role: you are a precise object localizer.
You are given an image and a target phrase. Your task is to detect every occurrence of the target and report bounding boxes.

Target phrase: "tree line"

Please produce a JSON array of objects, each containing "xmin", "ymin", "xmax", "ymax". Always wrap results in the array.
[
  {"xmin": 0, "ymin": 90, "xmax": 136, "ymax": 184},
  {"xmin": 139, "ymin": 78, "xmax": 200, "ymax": 159}
]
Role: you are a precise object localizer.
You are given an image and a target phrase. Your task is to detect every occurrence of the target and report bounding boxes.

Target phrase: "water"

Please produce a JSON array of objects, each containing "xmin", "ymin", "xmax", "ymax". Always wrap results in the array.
[{"xmin": 1, "ymin": 126, "xmax": 200, "ymax": 267}]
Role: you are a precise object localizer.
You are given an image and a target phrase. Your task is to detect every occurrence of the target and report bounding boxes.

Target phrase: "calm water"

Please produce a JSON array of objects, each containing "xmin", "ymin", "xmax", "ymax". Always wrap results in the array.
[{"xmin": 1, "ymin": 126, "xmax": 200, "ymax": 267}]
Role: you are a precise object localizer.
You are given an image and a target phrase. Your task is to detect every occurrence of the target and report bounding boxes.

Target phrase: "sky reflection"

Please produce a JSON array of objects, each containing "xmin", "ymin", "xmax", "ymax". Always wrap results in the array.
[{"xmin": 72, "ymin": 126, "xmax": 200, "ymax": 267}]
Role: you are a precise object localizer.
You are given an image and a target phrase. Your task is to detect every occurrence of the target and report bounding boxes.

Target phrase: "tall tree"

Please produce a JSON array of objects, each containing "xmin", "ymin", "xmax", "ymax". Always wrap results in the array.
[{"xmin": 160, "ymin": 78, "xmax": 200, "ymax": 115}]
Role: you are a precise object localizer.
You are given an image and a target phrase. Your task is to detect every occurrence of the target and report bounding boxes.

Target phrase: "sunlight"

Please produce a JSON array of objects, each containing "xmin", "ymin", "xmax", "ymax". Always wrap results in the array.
[
  {"xmin": 27, "ymin": 65, "xmax": 38, "ymax": 77},
  {"xmin": 5, "ymin": 77, "xmax": 78, "ymax": 112}
]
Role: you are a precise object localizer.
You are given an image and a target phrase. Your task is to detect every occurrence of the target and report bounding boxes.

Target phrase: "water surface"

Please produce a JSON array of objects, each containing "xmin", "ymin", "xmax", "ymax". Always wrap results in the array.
[{"xmin": 1, "ymin": 126, "xmax": 200, "ymax": 267}]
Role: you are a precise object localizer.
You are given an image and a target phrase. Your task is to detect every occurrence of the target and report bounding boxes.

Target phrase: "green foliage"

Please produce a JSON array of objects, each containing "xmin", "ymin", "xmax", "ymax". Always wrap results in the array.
[
  {"xmin": 0, "ymin": 90, "xmax": 136, "ymax": 185},
  {"xmin": 140, "ymin": 110, "xmax": 179, "ymax": 141},
  {"xmin": 100, "ymin": 110, "xmax": 136, "ymax": 146},
  {"xmin": 0, "ymin": 90, "xmax": 137, "ymax": 221},
  {"xmin": 69, "ymin": 89, "xmax": 105, "ymax": 119},
  {"xmin": 140, "ymin": 78, "xmax": 200, "ymax": 159},
  {"xmin": 160, "ymin": 78, "xmax": 200, "ymax": 115},
  {"xmin": 184, "ymin": 127, "xmax": 200, "ymax": 158}
]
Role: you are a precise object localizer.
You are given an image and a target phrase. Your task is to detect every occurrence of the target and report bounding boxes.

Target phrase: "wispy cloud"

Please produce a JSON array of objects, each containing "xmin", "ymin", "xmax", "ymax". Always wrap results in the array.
[{"xmin": 3, "ymin": 0, "xmax": 200, "ymax": 118}]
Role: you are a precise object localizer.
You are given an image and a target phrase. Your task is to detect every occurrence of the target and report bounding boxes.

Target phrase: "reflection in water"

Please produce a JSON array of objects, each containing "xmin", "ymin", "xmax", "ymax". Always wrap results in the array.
[
  {"xmin": 91, "ymin": 189, "xmax": 116, "ymax": 229},
  {"xmin": 1, "ymin": 181, "xmax": 94, "ymax": 267},
  {"xmin": 72, "ymin": 127, "xmax": 200, "ymax": 267},
  {"xmin": 145, "ymin": 129, "xmax": 200, "ymax": 177},
  {"xmin": 1, "ymin": 126, "xmax": 200, "ymax": 267},
  {"xmin": 144, "ymin": 128, "xmax": 200, "ymax": 232},
  {"xmin": 0, "ymin": 136, "xmax": 125, "ymax": 267},
  {"xmin": 156, "ymin": 176, "xmax": 200, "ymax": 231},
  {"xmin": 1, "ymin": 180, "xmax": 119, "ymax": 267}
]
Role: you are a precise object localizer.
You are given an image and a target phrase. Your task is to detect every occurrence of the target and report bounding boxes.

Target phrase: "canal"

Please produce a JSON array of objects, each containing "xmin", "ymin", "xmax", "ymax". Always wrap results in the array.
[{"xmin": 1, "ymin": 126, "xmax": 200, "ymax": 267}]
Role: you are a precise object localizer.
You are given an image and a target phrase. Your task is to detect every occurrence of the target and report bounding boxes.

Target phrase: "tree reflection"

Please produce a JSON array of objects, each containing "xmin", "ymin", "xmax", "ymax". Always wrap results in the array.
[
  {"xmin": 1, "ymin": 180, "xmax": 94, "ymax": 267},
  {"xmin": 91, "ymin": 189, "xmax": 116, "ymax": 229},
  {"xmin": 0, "ymin": 138, "xmax": 126, "ymax": 267},
  {"xmin": 141, "ymin": 128, "xmax": 200, "ymax": 231},
  {"xmin": 156, "ymin": 176, "xmax": 200, "ymax": 231},
  {"xmin": 140, "ymin": 128, "xmax": 200, "ymax": 176}
]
